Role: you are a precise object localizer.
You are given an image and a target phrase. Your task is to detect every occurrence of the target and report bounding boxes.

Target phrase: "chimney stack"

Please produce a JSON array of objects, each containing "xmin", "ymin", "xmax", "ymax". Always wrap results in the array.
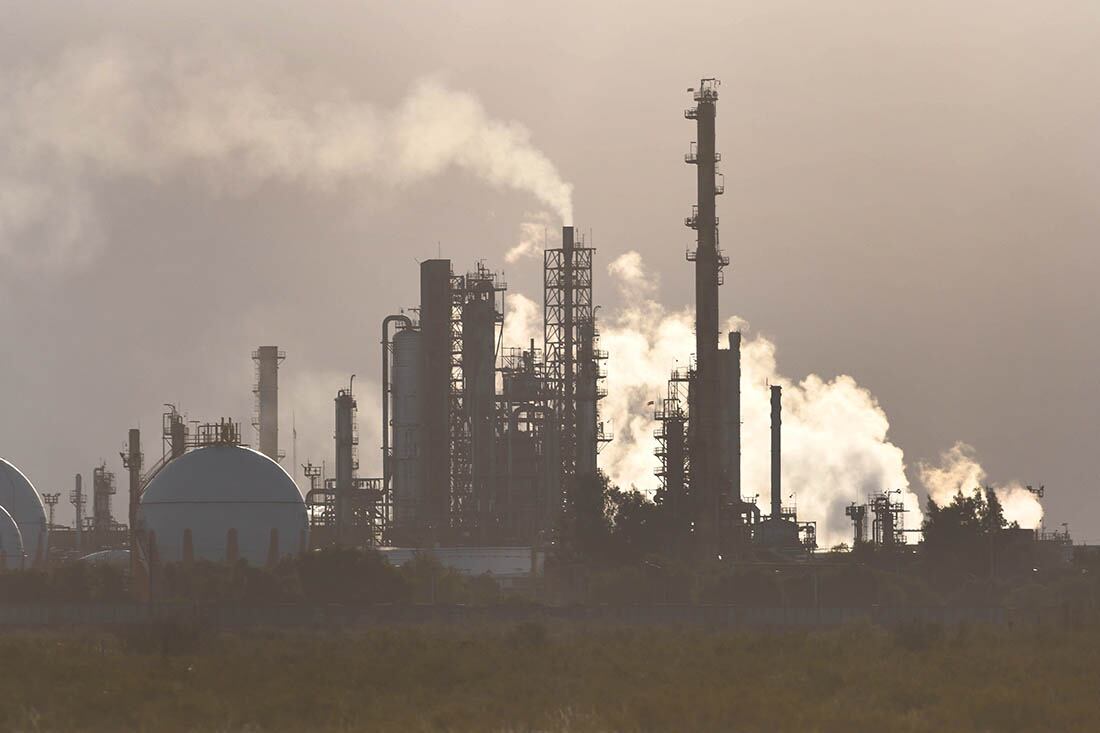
[
  {"xmin": 253, "ymin": 346, "xmax": 285, "ymax": 462},
  {"xmin": 770, "ymin": 385, "xmax": 782, "ymax": 520}
]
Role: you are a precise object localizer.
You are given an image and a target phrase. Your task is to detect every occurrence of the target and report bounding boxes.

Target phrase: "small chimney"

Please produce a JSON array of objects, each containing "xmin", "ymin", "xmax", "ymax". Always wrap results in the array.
[{"xmin": 770, "ymin": 385, "xmax": 782, "ymax": 520}]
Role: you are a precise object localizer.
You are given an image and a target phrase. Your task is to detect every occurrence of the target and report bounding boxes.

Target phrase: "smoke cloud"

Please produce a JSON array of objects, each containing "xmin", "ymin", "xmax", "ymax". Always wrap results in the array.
[
  {"xmin": 918, "ymin": 442, "xmax": 1043, "ymax": 529},
  {"xmin": 501, "ymin": 293, "xmax": 541, "ymax": 349},
  {"xmin": 0, "ymin": 41, "xmax": 573, "ymax": 268},
  {"xmin": 505, "ymin": 212, "xmax": 554, "ymax": 263},
  {"xmin": 596, "ymin": 252, "xmax": 922, "ymax": 547},
  {"xmin": 500, "ymin": 251, "xmax": 1044, "ymax": 546}
]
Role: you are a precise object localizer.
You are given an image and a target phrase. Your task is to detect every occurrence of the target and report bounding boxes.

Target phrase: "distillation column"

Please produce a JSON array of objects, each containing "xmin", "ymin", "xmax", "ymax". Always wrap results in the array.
[
  {"xmin": 462, "ymin": 282, "xmax": 498, "ymax": 535},
  {"xmin": 334, "ymin": 384, "xmax": 357, "ymax": 544},
  {"xmin": 390, "ymin": 327, "xmax": 421, "ymax": 536},
  {"xmin": 685, "ymin": 78, "xmax": 725, "ymax": 556},
  {"xmin": 419, "ymin": 260, "xmax": 453, "ymax": 539}
]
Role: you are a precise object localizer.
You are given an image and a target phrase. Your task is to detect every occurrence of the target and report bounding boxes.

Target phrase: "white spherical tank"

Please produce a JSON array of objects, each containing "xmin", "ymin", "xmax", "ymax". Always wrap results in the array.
[
  {"xmin": 0, "ymin": 457, "xmax": 47, "ymax": 566},
  {"xmin": 138, "ymin": 445, "xmax": 308, "ymax": 565},
  {"xmin": 0, "ymin": 505, "xmax": 24, "ymax": 570}
]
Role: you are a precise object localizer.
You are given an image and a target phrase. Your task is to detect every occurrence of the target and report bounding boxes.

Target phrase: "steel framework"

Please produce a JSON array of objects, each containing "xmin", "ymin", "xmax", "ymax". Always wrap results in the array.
[
  {"xmin": 449, "ymin": 263, "xmax": 506, "ymax": 536},
  {"xmin": 543, "ymin": 226, "xmax": 596, "ymax": 528}
]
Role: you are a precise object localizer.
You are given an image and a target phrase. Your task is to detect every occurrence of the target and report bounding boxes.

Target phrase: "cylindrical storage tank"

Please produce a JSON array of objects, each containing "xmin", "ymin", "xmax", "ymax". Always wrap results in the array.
[
  {"xmin": 138, "ymin": 445, "xmax": 307, "ymax": 565},
  {"xmin": 0, "ymin": 458, "xmax": 47, "ymax": 567},
  {"xmin": 392, "ymin": 328, "xmax": 422, "ymax": 531},
  {"xmin": 0, "ymin": 505, "xmax": 24, "ymax": 570}
]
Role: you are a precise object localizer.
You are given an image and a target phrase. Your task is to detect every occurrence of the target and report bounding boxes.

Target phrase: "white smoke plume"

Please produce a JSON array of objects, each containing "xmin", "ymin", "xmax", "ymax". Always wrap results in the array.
[
  {"xmin": 498, "ymin": 252, "xmax": 1042, "ymax": 546},
  {"xmin": 596, "ymin": 252, "xmax": 921, "ymax": 548},
  {"xmin": 0, "ymin": 41, "xmax": 573, "ymax": 267},
  {"xmin": 918, "ymin": 442, "xmax": 1043, "ymax": 529},
  {"xmin": 505, "ymin": 212, "xmax": 554, "ymax": 263},
  {"xmin": 501, "ymin": 293, "xmax": 541, "ymax": 349}
]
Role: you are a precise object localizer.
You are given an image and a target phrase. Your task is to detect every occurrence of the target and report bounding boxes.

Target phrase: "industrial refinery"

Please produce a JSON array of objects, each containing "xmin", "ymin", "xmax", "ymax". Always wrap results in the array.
[{"xmin": 0, "ymin": 79, "xmax": 1070, "ymax": 587}]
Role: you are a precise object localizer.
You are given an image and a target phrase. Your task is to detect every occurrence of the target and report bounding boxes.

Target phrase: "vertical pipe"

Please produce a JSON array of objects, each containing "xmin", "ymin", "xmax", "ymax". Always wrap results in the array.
[
  {"xmin": 770, "ymin": 385, "xmax": 782, "ymax": 519},
  {"xmin": 127, "ymin": 429, "xmax": 142, "ymax": 590},
  {"xmin": 73, "ymin": 474, "xmax": 83, "ymax": 552},
  {"xmin": 381, "ymin": 315, "xmax": 412, "ymax": 507},
  {"xmin": 728, "ymin": 332, "xmax": 741, "ymax": 503},
  {"xmin": 562, "ymin": 226, "xmax": 575, "ymax": 474}
]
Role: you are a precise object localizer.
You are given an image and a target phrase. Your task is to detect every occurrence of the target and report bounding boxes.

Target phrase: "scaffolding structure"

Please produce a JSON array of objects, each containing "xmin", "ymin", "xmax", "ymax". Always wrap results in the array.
[
  {"xmin": 449, "ymin": 263, "xmax": 506, "ymax": 537},
  {"xmin": 543, "ymin": 226, "xmax": 598, "ymax": 530},
  {"xmin": 654, "ymin": 369, "xmax": 692, "ymax": 538},
  {"xmin": 498, "ymin": 343, "xmax": 549, "ymax": 543}
]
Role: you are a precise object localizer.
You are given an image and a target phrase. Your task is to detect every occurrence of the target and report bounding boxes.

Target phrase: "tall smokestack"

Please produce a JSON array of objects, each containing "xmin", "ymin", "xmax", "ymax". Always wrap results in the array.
[
  {"xmin": 725, "ymin": 331, "xmax": 741, "ymax": 503},
  {"xmin": 770, "ymin": 385, "xmax": 782, "ymax": 520},
  {"xmin": 253, "ymin": 346, "xmax": 285, "ymax": 462},
  {"xmin": 576, "ymin": 321, "xmax": 598, "ymax": 477},
  {"xmin": 686, "ymin": 78, "xmax": 724, "ymax": 555},
  {"xmin": 419, "ymin": 259, "xmax": 453, "ymax": 539},
  {"xmin": 559, "ymin": 224, "xmax": 577, "ymax": 491}
]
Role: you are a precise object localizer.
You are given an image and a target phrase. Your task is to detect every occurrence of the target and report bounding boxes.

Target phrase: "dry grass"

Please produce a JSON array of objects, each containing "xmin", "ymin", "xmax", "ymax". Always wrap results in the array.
[{"xmin": 2, "ymin": 622, "xmax": 1098, "ymax": 732}]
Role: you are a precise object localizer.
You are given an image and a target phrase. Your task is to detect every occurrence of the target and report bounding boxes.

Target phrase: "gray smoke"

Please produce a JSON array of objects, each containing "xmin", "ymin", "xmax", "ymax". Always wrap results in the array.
[{"xmin": 0, "ymin": 40, "xmax": 574, "ymax": 268}]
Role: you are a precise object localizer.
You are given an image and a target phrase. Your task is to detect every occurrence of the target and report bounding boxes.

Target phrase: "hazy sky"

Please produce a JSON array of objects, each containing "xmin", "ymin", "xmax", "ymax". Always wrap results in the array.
[{"xmin": 1, "ymin": 1, "xmax": 1097, "ymax": 538}]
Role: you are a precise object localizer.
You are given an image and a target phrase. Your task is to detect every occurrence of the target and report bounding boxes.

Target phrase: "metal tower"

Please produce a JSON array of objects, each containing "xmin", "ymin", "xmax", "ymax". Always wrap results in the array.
[
  {"xmin": 455, "ymin": 263, "xmax": 506, "ymax": 538},
  {"xmin": 544, "ymin": 226, "xmax": 597, "ymax": 529},
  {"xmin": 685, "ymin": 78, "xmax": 728, "ymax": 557},
  {"xmin": 42, "ymin": 493, "xmax": 60, "ymax": 529},
  {"xmin": 655, "ymin": 368, "xmax": 692, "ymax": 546}
]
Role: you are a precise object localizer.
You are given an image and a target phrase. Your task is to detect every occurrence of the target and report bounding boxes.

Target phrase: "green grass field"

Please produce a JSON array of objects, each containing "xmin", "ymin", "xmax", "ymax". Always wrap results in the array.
[{"xmin": 3, "ymin": 623, "xmax": 1098, "ymax": 732}]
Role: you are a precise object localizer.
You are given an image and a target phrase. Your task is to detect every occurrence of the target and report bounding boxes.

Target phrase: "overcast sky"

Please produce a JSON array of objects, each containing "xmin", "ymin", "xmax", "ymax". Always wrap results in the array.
[{"xmin": 1, "ymin": 1, "xmax": 1097, "ymax": 538}]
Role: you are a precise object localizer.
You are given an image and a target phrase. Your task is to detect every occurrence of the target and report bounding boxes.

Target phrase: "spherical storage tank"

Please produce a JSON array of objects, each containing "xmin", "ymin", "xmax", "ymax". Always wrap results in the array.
[
  {"xmin": 0, "ymin": 457, "xmax": 47, "ymax": 566},
  {"xmin": 138, "ymin": 445, "xmax": 307, "ymax": 565},
  {"xmin": 0, "ymin": 506, "xmax": 25, "ymax": 570}
]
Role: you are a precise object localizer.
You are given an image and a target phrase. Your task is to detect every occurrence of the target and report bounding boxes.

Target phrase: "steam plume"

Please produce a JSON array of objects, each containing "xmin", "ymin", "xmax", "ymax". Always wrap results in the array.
[
  {"xmin": 918, "ymin": 442, "xmax": 1043, "ymax": 528},
  {"xmin": 501, "ymin": 252, "xmax": 1039, "ymax": 546},
  {"xmin": 0, "ymin": 41, "xmax": 573, "ymax": 267},
  {"xmin": 595, "ymin": 252, "xmax": 921, "ymax": 547},
  {"xmin": 505, "ymin": 212, "xmax": 554, "ymax": 263}
]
